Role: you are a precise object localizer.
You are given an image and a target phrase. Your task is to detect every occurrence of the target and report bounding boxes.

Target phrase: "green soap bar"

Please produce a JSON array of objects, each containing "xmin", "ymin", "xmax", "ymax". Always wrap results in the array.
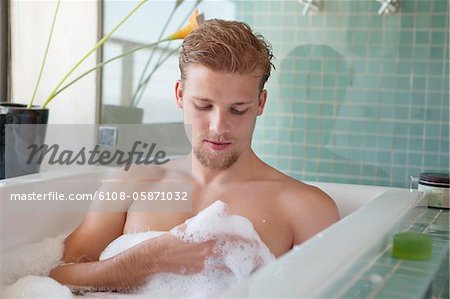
[{"xmin": 392, "ymin": 232, "xmax": 432, "ymax": 260}]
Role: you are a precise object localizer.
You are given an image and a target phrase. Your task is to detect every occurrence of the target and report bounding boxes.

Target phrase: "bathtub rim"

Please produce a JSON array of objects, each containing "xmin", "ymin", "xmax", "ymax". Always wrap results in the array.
[{"xmin": 221, "ymin": 187, "xmax": 425, "ymax": 298}]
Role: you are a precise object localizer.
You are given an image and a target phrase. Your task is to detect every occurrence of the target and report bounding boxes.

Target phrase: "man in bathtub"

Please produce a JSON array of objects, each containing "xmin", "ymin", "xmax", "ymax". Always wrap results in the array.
[{"xmin": 49, "ymin": 19, "xmax": 339, "ymax": 293}]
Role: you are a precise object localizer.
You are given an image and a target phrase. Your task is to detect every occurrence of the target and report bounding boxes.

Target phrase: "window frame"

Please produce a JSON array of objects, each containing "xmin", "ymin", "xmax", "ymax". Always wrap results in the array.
[{"xmin": 0, "ymin": 0, "xmax": 9, "ymax": 102}]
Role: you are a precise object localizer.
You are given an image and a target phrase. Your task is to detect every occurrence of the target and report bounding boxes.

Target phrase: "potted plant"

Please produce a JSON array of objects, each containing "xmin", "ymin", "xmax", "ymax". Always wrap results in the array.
[{"xmin": 0, "ymin": 0, "xmax": 203, "ymax": 179}]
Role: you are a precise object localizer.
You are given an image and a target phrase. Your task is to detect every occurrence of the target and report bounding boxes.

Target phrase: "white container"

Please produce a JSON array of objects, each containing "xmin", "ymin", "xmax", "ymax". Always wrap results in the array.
[{"xmin": 417, "ymin": 172, "xmax": 450, "ymax": 209}]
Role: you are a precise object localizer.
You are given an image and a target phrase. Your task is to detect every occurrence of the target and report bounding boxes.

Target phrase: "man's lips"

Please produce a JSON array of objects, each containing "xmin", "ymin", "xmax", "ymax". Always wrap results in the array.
[{"xmin": 204, "ymin": 140, "xmax": 231, "ymax": 150}]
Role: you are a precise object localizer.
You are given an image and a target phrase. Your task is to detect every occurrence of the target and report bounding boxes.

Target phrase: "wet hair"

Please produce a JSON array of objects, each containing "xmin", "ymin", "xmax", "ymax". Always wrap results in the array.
[{"xmin": 179, "ymin": 19, "xmax": 275, "ymax": 92}]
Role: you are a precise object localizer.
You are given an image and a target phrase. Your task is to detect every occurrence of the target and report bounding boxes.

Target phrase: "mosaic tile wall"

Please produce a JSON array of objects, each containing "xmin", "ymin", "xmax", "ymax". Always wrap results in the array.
[{"xmin": 236, "ymin": 0, "xmax": 449, "ymax": 187}]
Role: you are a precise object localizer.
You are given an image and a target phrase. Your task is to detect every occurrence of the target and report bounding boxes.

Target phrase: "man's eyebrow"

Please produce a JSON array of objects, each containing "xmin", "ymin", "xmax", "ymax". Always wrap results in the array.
[
  {"xmin": 192, "ymin": 96, "xmax": 253, "ymax": 105},
  {"xmin": 192, "ymin": 97, "xmax": 212, "ymax": 103},
  {"xmin": 232, "ymin": 102, "xmax": 253, "ymax": 106}
]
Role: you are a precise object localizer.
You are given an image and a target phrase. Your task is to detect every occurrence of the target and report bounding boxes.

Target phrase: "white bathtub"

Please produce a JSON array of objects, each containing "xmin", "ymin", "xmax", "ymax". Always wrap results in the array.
[
  {"xmin": 0, "ymin": 167, "xmax": 424, "ymax": 297},
  {"xmin": 222, "ymin": 186, "xmax": 424, "ymax": 298}
]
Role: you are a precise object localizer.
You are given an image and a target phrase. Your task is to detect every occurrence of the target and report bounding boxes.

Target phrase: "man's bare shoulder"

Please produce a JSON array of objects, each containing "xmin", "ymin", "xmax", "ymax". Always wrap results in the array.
[
  {"xmin": 283, "ymin": 180, "xmax": 339, "ymax": 243},
  {"xmin": 260, "ymin": 164, "xmax": 339, "ymax": 244}
]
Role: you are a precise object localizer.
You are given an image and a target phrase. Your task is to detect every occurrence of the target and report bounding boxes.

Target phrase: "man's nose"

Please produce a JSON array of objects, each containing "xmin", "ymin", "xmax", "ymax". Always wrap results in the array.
[{"xmin": 209, "ymin": 109, "xmax": 230, "ymax": 135}]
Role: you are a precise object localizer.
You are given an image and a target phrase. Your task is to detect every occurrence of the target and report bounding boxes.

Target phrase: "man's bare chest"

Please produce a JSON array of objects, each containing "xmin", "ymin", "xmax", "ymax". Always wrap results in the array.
[{"xmin": 123, "ymin": 186, "xmax": 293, "ymax": 257}]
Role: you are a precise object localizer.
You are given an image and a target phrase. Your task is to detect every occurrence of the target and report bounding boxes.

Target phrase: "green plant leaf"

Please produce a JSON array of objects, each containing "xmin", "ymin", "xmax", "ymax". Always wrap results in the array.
[
  {"xmin": 42, "ymin": 0, "xmax": 149, "ymax": 108},
  {"xmin": 49, "ymin": 39, "xmax": 170, "ymax": 101},
  {"xmin": 28, "ymin": 0, "xmax": 61, "ymax": 109}
]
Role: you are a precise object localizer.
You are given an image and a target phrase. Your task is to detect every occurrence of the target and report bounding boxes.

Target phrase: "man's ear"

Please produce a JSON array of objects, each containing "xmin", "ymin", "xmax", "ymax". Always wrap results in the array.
[
  {"xmin": 175, "ymin": 80, "xmax": 183, "ymax": 108},
  {"xmin": 257, "ymin": 89, "xmax": 267, "ymax": 116}
]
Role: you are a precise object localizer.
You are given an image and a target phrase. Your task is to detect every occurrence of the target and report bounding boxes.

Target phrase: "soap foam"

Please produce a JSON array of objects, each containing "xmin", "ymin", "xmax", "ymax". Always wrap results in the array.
[
  {"xmin": 2, "ymin": 275, "xmax": 73, "ymax": 299},
  {"xmin": 0, "ymin": 233, "xmax": 72, "ymax": 298},
  {"xmin": 96, "ymin": 200, "xmax": 275, "ymax": 298},
  {"xmin": 0, "ymin": 233, "xmax": 66, "ymax": 286},
  {"xmin": 1, "ymin": 201, "xmax": 275, "ymax": 298}
]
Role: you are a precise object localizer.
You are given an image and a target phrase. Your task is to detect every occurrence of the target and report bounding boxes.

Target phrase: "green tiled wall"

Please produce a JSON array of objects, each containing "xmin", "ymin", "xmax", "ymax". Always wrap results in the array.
[{"xmin": 236, "ymin": 0, "xmax": 449, "ymax": 187}]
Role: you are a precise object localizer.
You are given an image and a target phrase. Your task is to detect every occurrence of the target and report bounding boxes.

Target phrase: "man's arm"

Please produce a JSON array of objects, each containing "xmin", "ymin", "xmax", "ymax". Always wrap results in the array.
[
  {"xmin": 49, "ymin": 211, "xmax": 215, "ymax": 291},
  {"xmin": 49, "ymin": 232, "xmax": 215, "ymax": 291}
]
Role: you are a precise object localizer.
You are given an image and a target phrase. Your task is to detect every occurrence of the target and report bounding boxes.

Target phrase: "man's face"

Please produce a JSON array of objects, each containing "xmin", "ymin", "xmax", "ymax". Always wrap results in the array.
[{"xmin": 175, "ymin": 64, "xmax": 267, "ymax": 170}]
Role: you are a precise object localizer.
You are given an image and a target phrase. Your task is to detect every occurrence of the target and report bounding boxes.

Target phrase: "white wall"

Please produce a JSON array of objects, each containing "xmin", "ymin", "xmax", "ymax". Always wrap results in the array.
[{"xmin": 10, "ymin": 0, "xmax": 99, "ymax": 124}]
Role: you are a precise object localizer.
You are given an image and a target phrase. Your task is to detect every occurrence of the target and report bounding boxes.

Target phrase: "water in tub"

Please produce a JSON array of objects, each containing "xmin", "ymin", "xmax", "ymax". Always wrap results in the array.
[{"xmin": 1, "ymin": 201, "xmax": 275, "ymax": 298}]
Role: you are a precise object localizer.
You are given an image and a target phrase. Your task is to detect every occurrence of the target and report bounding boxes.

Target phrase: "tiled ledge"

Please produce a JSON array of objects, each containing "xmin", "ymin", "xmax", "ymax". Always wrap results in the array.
[{"xmin": 320, "ymin": 207, "xmax": 449, "ymax": 299}]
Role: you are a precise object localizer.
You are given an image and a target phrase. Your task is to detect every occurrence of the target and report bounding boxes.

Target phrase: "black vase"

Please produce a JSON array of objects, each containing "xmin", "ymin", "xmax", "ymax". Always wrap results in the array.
[{"xmin": 0, "ymin": 103, "xmax": 49, "ymax": 179}]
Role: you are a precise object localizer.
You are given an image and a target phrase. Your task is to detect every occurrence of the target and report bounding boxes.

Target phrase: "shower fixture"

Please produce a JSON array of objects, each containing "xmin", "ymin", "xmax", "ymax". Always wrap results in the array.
[
  {"xmin": 298, "ymin": 0, "xmax": 323, "ymax": 16},
  {"xmin": 377, "ymin": 0, "xmax": 400, "ymax": 15}
]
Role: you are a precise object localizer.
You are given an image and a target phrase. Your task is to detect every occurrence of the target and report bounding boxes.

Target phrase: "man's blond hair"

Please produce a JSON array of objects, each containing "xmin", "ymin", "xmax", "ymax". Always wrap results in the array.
[{"xmin": 179, "ymin": 19, "xmax": 275, "ymax": 92}]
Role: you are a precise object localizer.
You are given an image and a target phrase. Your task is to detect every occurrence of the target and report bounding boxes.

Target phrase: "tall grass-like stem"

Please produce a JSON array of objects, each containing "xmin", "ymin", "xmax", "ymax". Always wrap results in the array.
[
  {"xmin": 50, "ymin": 38, "xmax": 170, "ymax": 100},
  {"xmin": 28, "ymin": 0, "xmax": 61, "ymax": 109},
  {"xmin": 42, "ymin": 0, "xmax": 148, "ymax": 108}
]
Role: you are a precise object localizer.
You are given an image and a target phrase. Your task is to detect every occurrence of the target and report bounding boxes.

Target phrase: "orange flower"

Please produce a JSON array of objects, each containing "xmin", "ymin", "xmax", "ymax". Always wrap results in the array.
[{"xmin": 168, "ymin": 10, "xmax": 203, "ymax": 40}]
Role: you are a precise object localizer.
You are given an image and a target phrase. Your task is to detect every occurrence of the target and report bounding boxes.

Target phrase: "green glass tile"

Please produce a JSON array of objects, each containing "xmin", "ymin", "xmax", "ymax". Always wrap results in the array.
[
  {"xmin": 277, "ymin": 144, "xmax": 290, "ymax": 156},
  {"xmin": 311, "ymin": 16, "xmax": 324, "ymax": 27},
  {"xmin": 431, "ymin": 15, "xmax": 447, "ymax": 28},
  {"xmin": 373, "ymin": 290, "xmax": 411, "ymax": 299},
  {"xmin": 431, "ymin": 31, "xmax": 446, "ymax": 44},
  {"xmin": 318, "ymin": 162, "xmax": 332, "ymax": 173},
  {"xmin": 394, "ymin": 267, "xmax": 430, "ymax": 278},
  {"xmin": 275, "ymin": 117, "xmax": 289, "ymax": 128},
  {"xmin": 429, "ymin": 231, "xmax": 450, "ymax": 242},
  {"xmin": 277, "ymin": 158, "xmax": 289, "ymax": 170},
  {"xmin": 400, "ymin": 15, "xmax": 414, "ymax": 28},
  {"xmin": 292, "ymin": 131, "xmax": 304, "ymax": 143},
  {"xmin": 305, "ymin": 159, "xmax": 317, "ymax": 171},
  {"xmin": 253, "ymin": 128, "xmax": 264, "ymax": 140},
  {"xmin": 426, "ymin": 209, "xmax": 443, "ymax": 218},
  {"xmin": 363, "ymin": 263, "xmax": 393, "ymax": 278},
  {"xmin": 265, "ymin": 117, "xmax": 277, "ymax": 127},
  {"xmin": 263, "ymin": 143, "xmax": 277, "ymax": 156},
  {"xmin": 438, "ymin": 156, "xmax": 448, "ymax": 170},
  {"xmin": 430, "ymin": 240, "xmax": 450, "ymax": 254},
  {"xmin": 396, "ymin": 77, "xmax": 411, "ymax": 90},
  {"xmin": 415, "ymin": 31, "xmax": 430, "ymax": 44},
  {"xmin": 401, "ymin": 0, "xmax": 416, "ymax": 12},
  {"xmin": 305, "ymin": 133, "xmax": 320, "ymax": 145},
  {"xmin": 428, "ymin": 77, "xmax": 443, "ymax": 90},
  {"xmin": 424, "ymin": 154, "xmax": 439, "ymax": 168},
  {"xmin": 393, "ymin": 152, "xmax": 406, "ymax": 164},
  {"xmin": 265, "ymin": 129, "xmax": 279, "ymax": 142},
  {"xmin": 293, "ymin": 116, "xmax": 305, "ymax": 128},
  {"xmin": 415, "ymin": 15, "xmax": 431, "ymax": 29},
  {"xmin": 413, "ymin": 77, "xmax": 426, "ymax": 90},
  {"xmin": 413, "ymin": 61, "xmax": 429, "ymax": 73},
  {"xmin": 278, "ymin": 130, "xmax": 291, "ymax": 142},
  {"xmin": 413, "ymin": 46, "xmax": 431, "ymax": 60},
  {"xmin": 397, "ymin": 62, "xmax": 412, "ymax": 75},
  {"xmin": 430, "ymin": 46, "xmax": 445, "ymax": 60},
  {"xmin": 424, "ymin": 138, "xmax": 439, "ymax": 151},
  {"xmin": 369, "ymin": 31, "xmax": 382, "ymax": 44},
  {"xmin": 433, "ymin": 0, "xmax": 449, "ymax": 12},
  {"xmin": 348, "ymin": 278, "xmax": 383, "ymax": 298},
  {"xmin": 398, "ymin": 257, "xmax": 440, "ymax": 274},
  {"xmin": 384, "ymin": 273, "xmax": 430, "ymax": 291},
  {"xmin": 306, "ymin": 103, "xmax": 320, "ymax": 115}
]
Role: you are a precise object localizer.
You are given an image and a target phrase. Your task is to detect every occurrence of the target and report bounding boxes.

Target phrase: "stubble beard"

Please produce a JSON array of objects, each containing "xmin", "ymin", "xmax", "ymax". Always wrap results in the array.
[{"xmin": 193, "ymin": 143, "xmax": 240, "ymax": 170}]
